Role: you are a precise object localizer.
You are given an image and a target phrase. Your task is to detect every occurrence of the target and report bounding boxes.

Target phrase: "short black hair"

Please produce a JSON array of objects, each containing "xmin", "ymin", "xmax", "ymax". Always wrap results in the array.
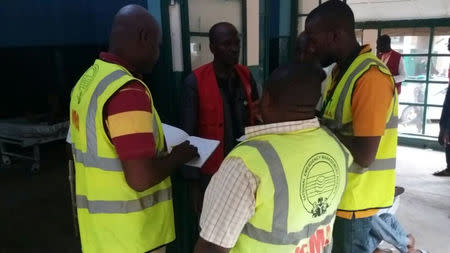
[
  {"xmin": 378, "ymin": 34, "xmax": 391, "ymax": 45},
  {"xmin": 208, "ymin": 22, "xmax": 236, "ymax": 44},
  {"xmin": 306, "ymin": 0, "xmax": 355, "ymax": 34},
  {"xmin": 266, "ymin": 63, "xmax": 326, "ymax": 107}
]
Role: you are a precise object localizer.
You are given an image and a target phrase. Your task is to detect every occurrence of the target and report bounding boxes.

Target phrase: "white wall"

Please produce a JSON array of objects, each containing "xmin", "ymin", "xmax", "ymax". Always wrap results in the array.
[
  {"xmin": 188, "ymin": 0, "xmax": 242, "ymax": 32},
  {"xmin": 348, "ymin": 0, "xmax": 450, "ymax": 21}
]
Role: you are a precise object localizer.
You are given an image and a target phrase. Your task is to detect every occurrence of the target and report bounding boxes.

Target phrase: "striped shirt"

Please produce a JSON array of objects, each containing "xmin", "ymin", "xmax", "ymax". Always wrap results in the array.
[{"xmin": 101, "ymin": 52, "xmax": 157, "ymax": 160}]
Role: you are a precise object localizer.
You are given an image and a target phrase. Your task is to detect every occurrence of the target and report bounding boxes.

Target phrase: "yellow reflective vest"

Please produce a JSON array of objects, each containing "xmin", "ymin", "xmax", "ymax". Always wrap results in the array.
[
  {"xmin": 69, "ymin": 59, "xmax": 175, "ymax": 253},
  {"xmin": 321, "ymin": 52, "xmax": 398, "ymax": 211},
  {"xmin": 228, "ymin": 125, "xmax": 350, "ymax": 253}
]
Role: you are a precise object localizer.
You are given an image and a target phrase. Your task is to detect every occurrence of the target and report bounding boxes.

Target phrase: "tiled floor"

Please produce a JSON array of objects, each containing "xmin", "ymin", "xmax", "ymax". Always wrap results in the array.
[
  {"xmin": 392, "ymin": 146, "xmax": 450, "ymax": 253},
  {"xmin": 1, "ymin": 144, "xmax": 449, "ymax": 252}
]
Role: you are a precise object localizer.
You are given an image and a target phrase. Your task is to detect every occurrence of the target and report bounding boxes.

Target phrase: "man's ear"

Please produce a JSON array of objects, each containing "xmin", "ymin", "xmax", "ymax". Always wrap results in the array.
[
  {"xmin": 139, "ymin": 28, "xmax": 151, "ymax": 47},
  {"xmin": 328, "ymin": 30, "xmax": 339, "ymax": 45}
]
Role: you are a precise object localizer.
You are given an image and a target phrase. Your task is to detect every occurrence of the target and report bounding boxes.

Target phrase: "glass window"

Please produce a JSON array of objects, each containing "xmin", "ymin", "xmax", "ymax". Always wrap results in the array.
[
  {"xmin": 399, "ymin": 82, "xmax": 425, "ymax": 104},
  {"xmin": 190, "ymin": 36, "xmax": 214, "ymax": 69},
  {"xmin": 381, "ymin": 28, "xmax": 431, "ymax": 54},
  {"xmin": 429, "ymin": 56, "xmax": 450, "ymax": 82},
  {"xmin": 432, "ymin": 27, "xmax": 450, "ymax": 54},
  {"xmin": 425, "ymin": 107, "xmax": 442, "ymax": 137},
  {"xmin": 188, "ymin": 0, "xmax": 242, "ymax": 33},
  {"xmin": 427, "ymin": 83, "xmax": 448, "ymax": 106},
  {"xmin": 403, "ymin": 56, "xmax": 428, "ymax": 80},
  {"xmin": 298, "ymin": 0, "xmax": 318, "ymax": 14},
  {"xmin": 398, "ymin": 105, "xmax": 424, "ymax": 134}
]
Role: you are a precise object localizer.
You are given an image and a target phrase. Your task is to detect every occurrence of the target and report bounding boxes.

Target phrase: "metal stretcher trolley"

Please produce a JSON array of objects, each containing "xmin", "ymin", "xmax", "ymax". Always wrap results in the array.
[{"xmin": 0, "ymin": 117, "xmax": 69, "ymax": 173}]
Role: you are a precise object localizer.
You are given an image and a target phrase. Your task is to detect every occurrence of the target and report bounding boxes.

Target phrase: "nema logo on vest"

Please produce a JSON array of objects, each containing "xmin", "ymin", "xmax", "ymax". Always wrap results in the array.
[{"xmin": 300, "ymin": 153, "xmax": 341, "ymax": 217}]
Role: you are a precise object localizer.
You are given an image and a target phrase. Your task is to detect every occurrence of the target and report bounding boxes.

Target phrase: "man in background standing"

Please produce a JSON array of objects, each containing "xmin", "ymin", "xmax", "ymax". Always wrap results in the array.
[
  {"xmin": 181, "ymin": 22, "xmax": 259, "ymax": 211},
  {"xmin": 377, "ymin": 35, "xmax": 407, "ymax": 94},
  {"xmin": 434, "ymin": 37, "xmax": 450, "ymax": 177}
]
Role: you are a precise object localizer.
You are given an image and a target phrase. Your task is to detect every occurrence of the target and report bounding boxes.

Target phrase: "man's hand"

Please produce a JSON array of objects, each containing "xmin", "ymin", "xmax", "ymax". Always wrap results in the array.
[
  {"xmin": 438, "ymin": 130, "xmax": 449, "ymax": 147},
  {"xmin": 170, "ymin": 141, "xmax": 199, "ymax": 164},
  {"xmin": 122, "ymin": 141, "xmax": 198, "ymax": 192}
]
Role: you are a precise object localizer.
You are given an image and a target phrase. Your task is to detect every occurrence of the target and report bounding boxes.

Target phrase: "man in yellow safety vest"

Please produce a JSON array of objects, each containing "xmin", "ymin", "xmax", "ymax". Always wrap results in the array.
[
  {"xmin": 305, "ymin": 1, "xmax": 398, "ymax": 252},
  {"xmin": 194, "ymin": 63, "xmax": 351, "ymax": 253},
  {"xmin": 69, "ymin": 5, "xmax": 198, "ymax": 253}
]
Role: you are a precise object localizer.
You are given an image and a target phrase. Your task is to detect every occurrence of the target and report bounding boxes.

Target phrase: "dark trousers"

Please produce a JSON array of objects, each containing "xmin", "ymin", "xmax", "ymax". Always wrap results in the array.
[
  {"xmin": 446, "ymin": 145, "xmax": 450, "ymax": 169},
  {"xmin": 332, "ymin": 216, "xmax": 374, "ymax": 253}
]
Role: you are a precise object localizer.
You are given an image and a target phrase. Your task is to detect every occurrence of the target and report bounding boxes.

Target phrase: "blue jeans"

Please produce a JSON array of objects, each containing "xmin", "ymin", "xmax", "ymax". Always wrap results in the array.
[
  {"xmin": 332, "ymin": 216, "xmax": 374, "ymax": 253},
  {"xmin": 332, "ymin": 214, "xmax": 409, "ymax": 253},
  {"xmin": 368, "ymin": 213, "xmax": 409, "ymax": 253}
]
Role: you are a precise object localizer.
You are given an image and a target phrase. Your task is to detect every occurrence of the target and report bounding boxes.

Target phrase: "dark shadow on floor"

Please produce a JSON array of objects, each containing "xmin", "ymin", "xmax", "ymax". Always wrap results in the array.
[{"xmin": 0, "ymin": 141, "xmax": 81, "ymax": 253}]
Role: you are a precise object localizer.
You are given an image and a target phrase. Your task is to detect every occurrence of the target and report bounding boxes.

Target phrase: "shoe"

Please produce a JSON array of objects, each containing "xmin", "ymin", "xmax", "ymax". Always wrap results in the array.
[
  {"xmin": 433, "ymin": 168, "xmax": 450, "ymax": 177},
  {"xmin": 394, "ymin": 186, "xmax": 405, "ymax": 197}
]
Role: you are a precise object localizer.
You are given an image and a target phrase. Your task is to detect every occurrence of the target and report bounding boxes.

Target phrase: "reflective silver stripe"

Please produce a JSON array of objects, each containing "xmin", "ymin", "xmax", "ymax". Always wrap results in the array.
[
  {"xmin": 73, "ymin": 70, "xmax": 127, "ymax": 171},
  {"xmin": 386, "ymin": 88, "xmax": 398, "ymax": 129},
  {"xmin": 348, "ymin": 158, "xmax": 396, "ymax": 174},
  {"xmin": 242, "ymin": 141, "xmax": 288, "ymax": 234},
  {"xmin": 321, "ymin": 127, "xmax": 350, "ymax": 170},
  {"xmin": 76, "ymin": 187, "xmax": 172, "ymax": 214},
  {"xmin": 86, "ymin": 70, "xmax": 127, "ymax": 155},
  {"xmin": 240, "ymin": 140, "xmax": 335, "ymax": 245},
  {"xmin": 339, "ymin": 114, "xmax": 398, "ymax": 136},
  {"xmin": 386, "ymin": 116, "xmax": 398, "ymax": 129},
  {"xmin": 152, "ymin": 113, "xmax": 159, "ymax": 149},
  {"xmin": 72, "ymin": 145, "xmax": 122, "ymax": 171},
  {"xmin": 242, "ymin": 212, "xmax": 336, "ymax": 245},
  {"xmin": 321, "ymin": 118, "xmax": 340, "ymax": 132},
  {"xmin": 335, "ymin": 58, "xmax": 388, "ymax": 127}
]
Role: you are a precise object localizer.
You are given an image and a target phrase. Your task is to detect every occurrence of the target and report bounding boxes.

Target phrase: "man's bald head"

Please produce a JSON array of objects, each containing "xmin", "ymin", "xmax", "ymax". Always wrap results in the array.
[
  {"xmin": 209, "ymin": 22, "xmax": 240, "ymax": 66},
  {"xmin": 209, "ymin": 22, "xmax": 238, "ymax": 45},
  {"xmin": 109, "ymin": 5, "xmax": 161, "ymax": 73},
  {"xmin": 260, "ymin": 63, "xmax": 325, "ymax": 123}
]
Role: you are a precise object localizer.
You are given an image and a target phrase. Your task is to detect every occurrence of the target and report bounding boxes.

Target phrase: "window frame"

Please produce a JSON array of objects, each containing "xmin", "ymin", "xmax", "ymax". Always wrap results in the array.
[{"xmin": 356, "ymin": 19, "xmax": 450, "ymax": 139}]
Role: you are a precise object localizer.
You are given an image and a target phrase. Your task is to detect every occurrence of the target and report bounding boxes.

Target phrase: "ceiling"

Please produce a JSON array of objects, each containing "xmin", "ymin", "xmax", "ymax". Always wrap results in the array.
[{"xmin": 347, "ymin": 0, "xmax": 450, "ymax": 21}]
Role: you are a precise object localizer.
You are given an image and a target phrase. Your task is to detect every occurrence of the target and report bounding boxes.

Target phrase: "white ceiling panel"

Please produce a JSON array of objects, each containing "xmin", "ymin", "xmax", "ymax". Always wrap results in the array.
[{"xmin": 347, "ymin": 0, "xmax": 450, "ymax": 21}]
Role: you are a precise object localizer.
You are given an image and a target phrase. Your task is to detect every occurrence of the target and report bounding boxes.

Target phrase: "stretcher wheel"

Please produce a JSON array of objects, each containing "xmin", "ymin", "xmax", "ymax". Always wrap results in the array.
[
  {"xmin": 1, "ymin": 155, "xmax": 11, "ymax": 166},
  {"xmin": 31, "ymin": 163, "xmax": 40, "ymax": 174}
]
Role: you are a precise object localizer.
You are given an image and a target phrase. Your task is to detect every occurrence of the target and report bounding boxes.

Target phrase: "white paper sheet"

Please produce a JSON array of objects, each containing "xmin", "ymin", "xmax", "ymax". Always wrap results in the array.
[
  {"xmin": 162, "ymin": 124, "xmax": 189, "ymax": 152},
  {"xmin": 162, "ymin": 124, "xmax": 220, "ymax": 168}
]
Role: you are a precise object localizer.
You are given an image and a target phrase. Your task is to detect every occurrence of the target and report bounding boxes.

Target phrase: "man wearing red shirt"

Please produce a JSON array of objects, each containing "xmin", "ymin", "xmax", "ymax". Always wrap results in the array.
[
  {"xmin": 434, "ymin": 37, "xmax": 450, "ymax": 177},
  {"xmin": 377, "ymin": 34, "xmax": 406, "ymax": 95},
  {"xmin": 69, "ymin": 5, "xmax": 198, "ymax": 252},
  {"xmin": 377, "ymin": 35, "xmax": 407, "ymax": 94},
  {"xmin": 181, "ymin": 22, "xmax": 259, "ymax": 212}
]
